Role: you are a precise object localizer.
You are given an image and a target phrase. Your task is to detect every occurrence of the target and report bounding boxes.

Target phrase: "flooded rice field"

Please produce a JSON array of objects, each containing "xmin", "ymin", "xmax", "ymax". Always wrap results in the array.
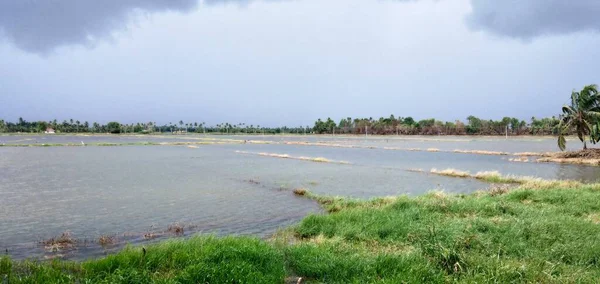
[{"xmin": 1, "ymin": 134, "xmax": 599, "ymax": 260}]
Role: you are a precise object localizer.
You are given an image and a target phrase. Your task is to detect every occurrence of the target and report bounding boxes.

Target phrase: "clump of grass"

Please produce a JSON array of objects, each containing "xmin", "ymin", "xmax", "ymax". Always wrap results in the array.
[
  {"xmin": 426, "ymin": 190, "xmax": 448, "ymax": 199},
  {"xmin": 518, "ymin": 178, "xmax": 592, "ymax": 190},
  {"xmin": 473, "ymin": 170, "xmax": 502, "ymax": 181},
  {"xmin": 537, "ymin": 157, "xmax": 600, "ymax": 166},
  {"xmin": 167, "ymin": 223, "xmax": 185, "ymax": 236},
  {"xmin": 513, "ymin": 151, "xmax": 553, "ymax": 157},
  {"xmin": 293, "ymin": 188, "xmax": 308, "ymax": 196},
  {"xmin": 95, "ymin": 143, "xmax": 120, "ymax": 146},
  {"xmin": 453, "ymin": 149, "xmax": 509, "ymax": 155},
  {"xmin": 236, "ymin": 151, "xmax": 350, "ymax": 165},
  {"xmin": 40, "ymin": 232, "xmax": 78, "ymax": 252},
  {"xmin": 488, "ymin": 184, "xmax": 512, "ymax": 196},
  {"xmin": 508, "ymin": 156, "xmax": 529, "ymax": 162},
  {"xmin": 309, "ymin": 157, "xmax": 330, "ymax": 163},
  {"xmin": 424, "ymin": 168, "xmax": 584, "ymax": 189},
  {"xmin": 98, "ymin": 235, "xmax": 117, "ymax": 247},
  {"xmin": 143, "ymin": 232, "xmax": 160, "ymax": 240},
  {"xmin": 431, "ymin": 168, "xmax": 470, "ymax": 178}
]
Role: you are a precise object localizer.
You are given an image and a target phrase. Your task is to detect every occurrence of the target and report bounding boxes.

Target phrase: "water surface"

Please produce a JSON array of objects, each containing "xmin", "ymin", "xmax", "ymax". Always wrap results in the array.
[{"xmin": 2, "ymin": 134, "xmax": 599, "ymax": 260}]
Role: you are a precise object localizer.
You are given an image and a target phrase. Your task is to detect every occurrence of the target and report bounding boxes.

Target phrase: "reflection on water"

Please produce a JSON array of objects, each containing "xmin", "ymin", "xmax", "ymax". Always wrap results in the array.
[{"xmin": 1, "ymin": 135, "xmax": 599, "ymax": 260}]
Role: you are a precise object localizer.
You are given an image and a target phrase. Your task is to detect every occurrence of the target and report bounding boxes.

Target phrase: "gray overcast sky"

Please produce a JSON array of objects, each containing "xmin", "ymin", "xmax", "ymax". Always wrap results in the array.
[{"xmin": 1, "ymin": 0, "xmax": 599, "ymax": 126}]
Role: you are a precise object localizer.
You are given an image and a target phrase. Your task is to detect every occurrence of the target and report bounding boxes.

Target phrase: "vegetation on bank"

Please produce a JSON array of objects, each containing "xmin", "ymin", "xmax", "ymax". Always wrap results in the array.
[
  {"xmin": 0, "ymin": 115, "xmax": 580, "ymax": 137},
  {"xmin": 0, "ymin": 237, "xmax": 285, "ymax": 283},
  {"xmin": 2, "ymin": 179, "xmax": 600, "ymax": 283},
  {"xmin": 0, "ymin": 115, "xmax": 561, "ymax": 136}
]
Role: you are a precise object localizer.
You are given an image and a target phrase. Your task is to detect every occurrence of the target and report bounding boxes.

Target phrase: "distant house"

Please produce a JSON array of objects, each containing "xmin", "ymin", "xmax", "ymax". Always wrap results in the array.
[{"xmin": 45, "ymin": 127, "xmax": 55, "ymax": 134}]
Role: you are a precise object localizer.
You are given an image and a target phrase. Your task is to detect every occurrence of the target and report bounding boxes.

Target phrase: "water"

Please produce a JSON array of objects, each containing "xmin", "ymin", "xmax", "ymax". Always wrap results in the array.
[
  {"xmin": 1, "ymin": 134, "xmax": 599, "ymax": 260},
  {"xmin": 0, "ymin": 134, "xmax": 591, "ymax": 152}
]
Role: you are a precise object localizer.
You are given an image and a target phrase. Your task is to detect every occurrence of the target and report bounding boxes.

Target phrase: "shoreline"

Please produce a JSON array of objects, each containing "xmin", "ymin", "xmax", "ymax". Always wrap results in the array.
[{"xmin": 2, "ymin": 175, "xmax": 600, "ymax": 282}]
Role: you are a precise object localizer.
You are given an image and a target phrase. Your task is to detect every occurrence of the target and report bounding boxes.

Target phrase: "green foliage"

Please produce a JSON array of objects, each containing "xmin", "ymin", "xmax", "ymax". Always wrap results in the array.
[
  {"xmin": 558, "ymin": 84, "xmax": 600, "ymax": 150},
  {"xmin": 313, "ymin": 117, "xmax": 337, "ymax": 134},
  {"xmin": 292, "ymin": 187, "xmax": 600, "ymax": 282},
  {"xmin": 312, "ymin": 115, "xmax": 537, "ymax": 135},
  {"xmin": 1, "ymin": 236, "xmax": 285, "ymax": 283},
  {"xmin": 417, "ymin": 118, "xmax": 436, "ymax": 128},
  {"xmin": 591, "ymin": 121, "xmax": 600, "ymax": 144},
  {"xmin": 106, "ymin": 122, "xmax": 121, "ymax": 134}
]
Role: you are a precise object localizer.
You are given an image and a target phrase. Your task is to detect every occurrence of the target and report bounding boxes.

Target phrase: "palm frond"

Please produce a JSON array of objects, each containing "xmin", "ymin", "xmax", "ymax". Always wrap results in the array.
[{"xmin": 558, "ymin": 134, "xmax": 567, "ymax": 151}]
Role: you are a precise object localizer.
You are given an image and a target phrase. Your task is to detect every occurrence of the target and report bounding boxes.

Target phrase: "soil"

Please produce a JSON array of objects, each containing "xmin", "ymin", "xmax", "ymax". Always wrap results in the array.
[{"xmin": 556, "ymin": 148, "xmax": 600, "ymax": 159}]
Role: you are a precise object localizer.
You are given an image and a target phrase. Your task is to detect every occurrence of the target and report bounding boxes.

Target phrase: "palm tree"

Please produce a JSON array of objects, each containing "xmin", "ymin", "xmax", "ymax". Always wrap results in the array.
[{"xmin": 558, "ymin": 84, "xmax": 600, "ymax": 151}]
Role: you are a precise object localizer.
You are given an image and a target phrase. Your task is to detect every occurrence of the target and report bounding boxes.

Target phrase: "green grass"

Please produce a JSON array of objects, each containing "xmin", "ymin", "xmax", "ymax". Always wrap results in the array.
[
  {"xmin": 3, "ymin": 183, "xmax": 600, "ymax": 283},
  {"xmin": 288, "ymin": 185, "xmax": 600, "ymax": 282},
  {"xmin": 1, "ymin": 236, "xmax": 284, "ymax": 283}
]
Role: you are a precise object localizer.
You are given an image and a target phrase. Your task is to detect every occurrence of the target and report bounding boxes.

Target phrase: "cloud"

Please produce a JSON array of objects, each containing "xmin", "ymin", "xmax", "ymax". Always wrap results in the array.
[
  {"xmin": 465, "ymin": 0, "xmax": 600, "ymax": 39},
  {"xmin": 0, "ymin": 0, "xmax": 199, "ymax": 54},
  {"xmin": 2, "ymin": 0, "xmax": 600, "ymax": 54}
]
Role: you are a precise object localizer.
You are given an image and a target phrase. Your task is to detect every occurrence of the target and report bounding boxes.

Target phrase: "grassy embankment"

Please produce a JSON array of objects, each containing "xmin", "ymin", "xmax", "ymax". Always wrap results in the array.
[{"xmin": 2, "ymin": 175, "xmax": 600, "ymax": 283}]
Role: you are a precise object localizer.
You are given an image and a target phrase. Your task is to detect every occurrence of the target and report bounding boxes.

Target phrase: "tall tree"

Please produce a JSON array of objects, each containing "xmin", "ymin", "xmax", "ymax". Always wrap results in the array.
[{"xmin": 558, "ymin": 84, "xmax": 600, "ymax": 150}]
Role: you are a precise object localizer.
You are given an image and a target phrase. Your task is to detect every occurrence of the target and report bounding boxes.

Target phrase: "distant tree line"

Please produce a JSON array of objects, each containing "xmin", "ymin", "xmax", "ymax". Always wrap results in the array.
[
  {"xmin": 0, "ymin": 116, "xmax": 562, "ymax": 136},
  {"xmin": 312, "ymin": 115, "xmax": 561, "ymax": 136},
  {"xmin": 0, "ymin": 118, "xmax": 311, "ymax": 135},
  {"xmin": 4, "ymin": 82, "xmax": 599, "ymax": 141}
]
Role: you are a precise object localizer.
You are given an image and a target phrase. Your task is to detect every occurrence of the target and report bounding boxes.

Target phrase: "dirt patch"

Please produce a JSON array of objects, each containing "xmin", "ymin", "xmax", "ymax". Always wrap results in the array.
[
  {"xmin": 533, "ymin": 149, "xmax": 600, "ymax": 166},
  {"xmin": 537, "ymin": 157, "xmax": 600, "ymax": 166},
  {"xmin": 555, "ymin": 149, "xmax": 600, "ymax": 159}
]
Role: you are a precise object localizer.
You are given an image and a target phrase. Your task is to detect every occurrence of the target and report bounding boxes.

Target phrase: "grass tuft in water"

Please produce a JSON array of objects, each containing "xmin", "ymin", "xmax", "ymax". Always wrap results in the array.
[
  {"xmin": 167, "ymin": 223, "xmax": 185, "ymax": 236},
  {"xmin": 98, "ymin": 235, "xmax": 117, "ymax": 247},
  {"xmin": 293, "ymin": 188, "xmax": 308, "ymax": 196},
  {"xmin": 40, "ymin": 232, "xmax": 78, "ymax": 252}
]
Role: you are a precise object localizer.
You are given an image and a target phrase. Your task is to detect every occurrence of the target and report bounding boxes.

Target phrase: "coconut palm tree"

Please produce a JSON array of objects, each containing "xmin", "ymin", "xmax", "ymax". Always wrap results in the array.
[{"xmin": 558, "ymin": 84, "xmax": 600, "ymax": 151}]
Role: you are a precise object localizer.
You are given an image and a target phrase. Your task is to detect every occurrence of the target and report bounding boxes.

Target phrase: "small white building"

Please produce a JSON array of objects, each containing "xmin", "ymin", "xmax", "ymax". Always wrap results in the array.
[{"xmin": 45, "ymin": 127, "xmax": 55, "ymax": 134}]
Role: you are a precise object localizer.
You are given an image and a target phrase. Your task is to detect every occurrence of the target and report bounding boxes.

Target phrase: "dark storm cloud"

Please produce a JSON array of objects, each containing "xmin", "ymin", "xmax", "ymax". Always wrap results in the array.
[
  {"xmin": 2, "ymin": 0, "xmax": 600, "ymax": 55},
  {"xmin": 466, "ymin": 0, "xmax": 600, "ymax": 39},
  {"xmin": 0, "ymin": 0, "xmax": 199, "ymax": 53}
]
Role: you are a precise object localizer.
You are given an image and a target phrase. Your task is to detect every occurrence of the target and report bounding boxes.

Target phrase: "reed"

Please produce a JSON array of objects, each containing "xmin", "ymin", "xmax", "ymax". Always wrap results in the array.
[
  {"xmin": 430, "ymin": 168, "xmax": 470, "ymax": 178},
  {"xmin": 453, "ymin": 149, "xmax": 509, "ymax": 155}
]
